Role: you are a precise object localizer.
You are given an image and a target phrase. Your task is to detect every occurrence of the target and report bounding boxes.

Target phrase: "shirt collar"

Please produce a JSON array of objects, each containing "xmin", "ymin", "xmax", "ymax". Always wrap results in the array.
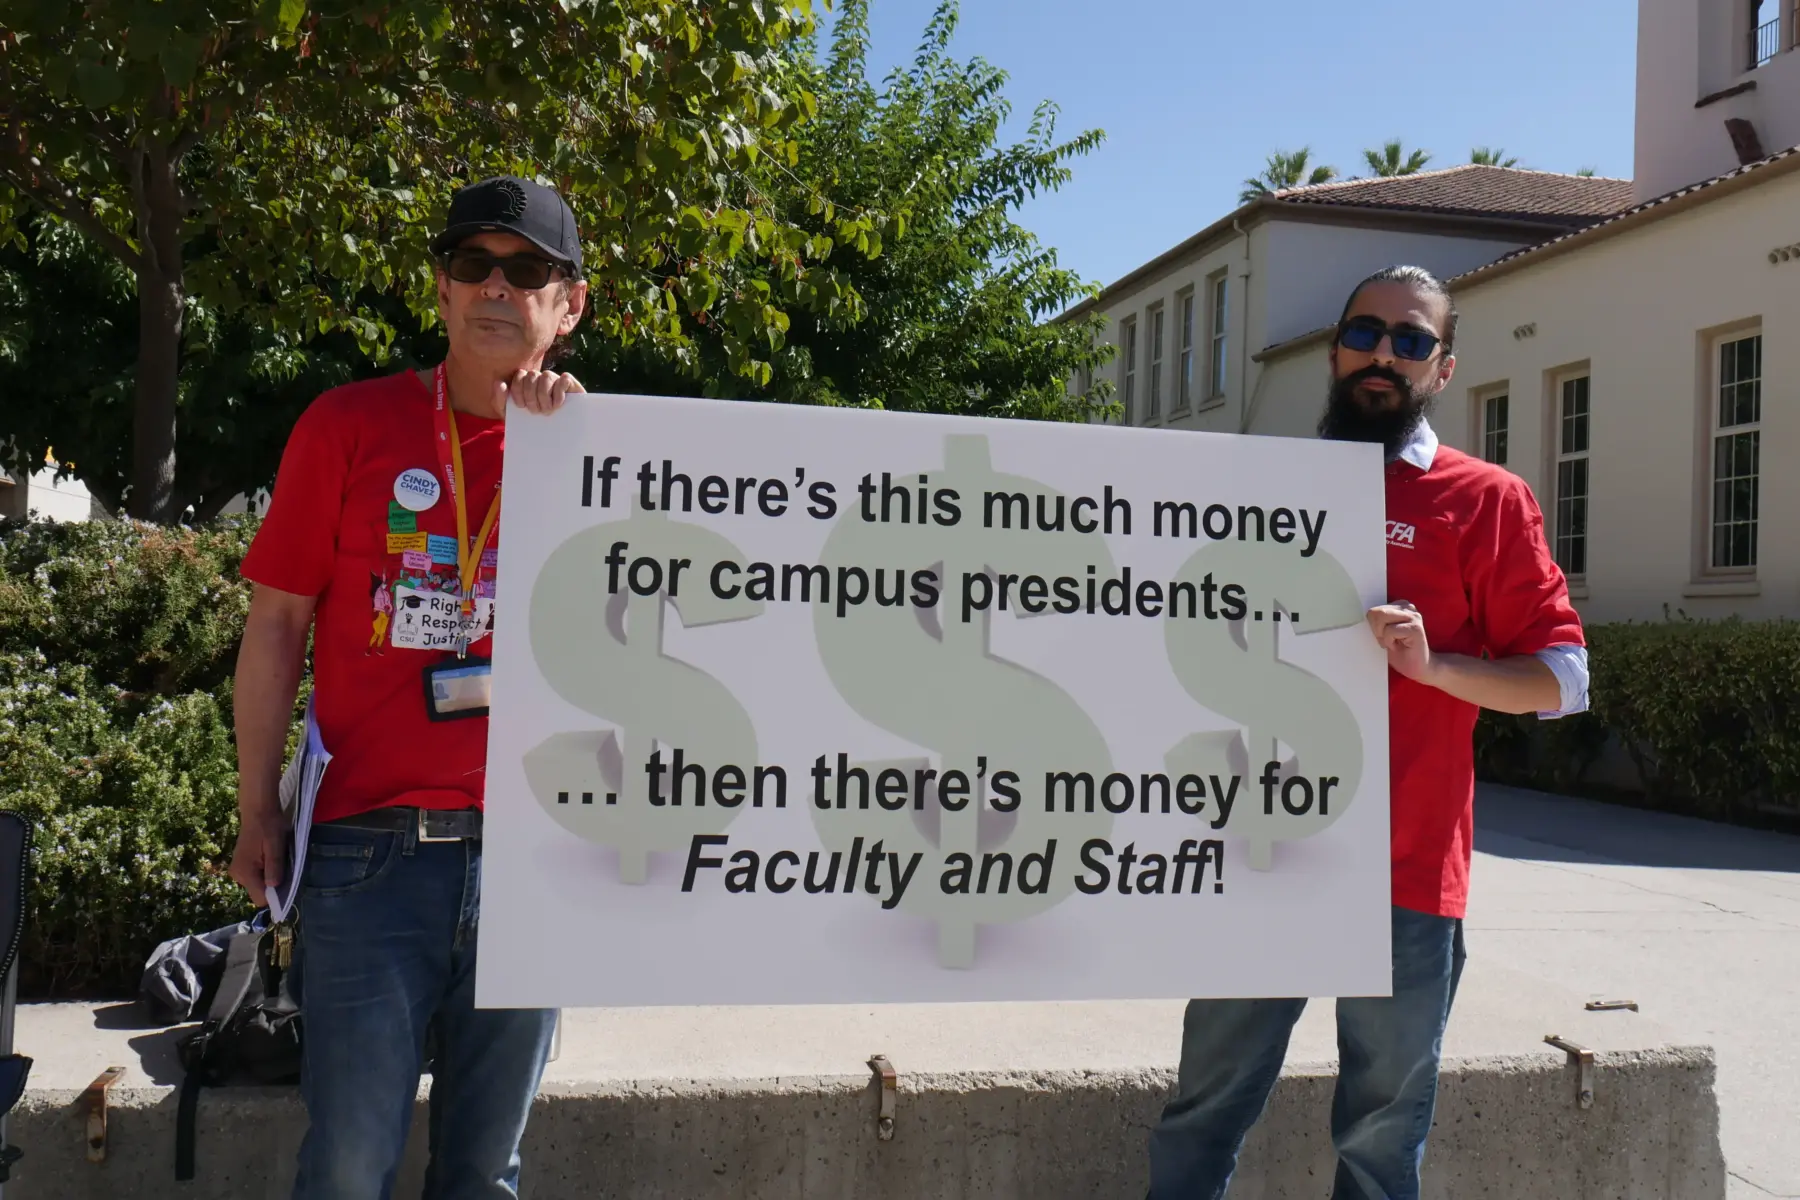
[{"xmin": 1395, "ymin": 419, "xmax": 1438, "ymax": 472}]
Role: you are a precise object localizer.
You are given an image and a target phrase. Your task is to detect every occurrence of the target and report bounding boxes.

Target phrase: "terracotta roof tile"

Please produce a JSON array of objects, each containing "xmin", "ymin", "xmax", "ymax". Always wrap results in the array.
[{"xmin": 1272, "ymin": 164, "xmax": 1634, "ymax": 226}]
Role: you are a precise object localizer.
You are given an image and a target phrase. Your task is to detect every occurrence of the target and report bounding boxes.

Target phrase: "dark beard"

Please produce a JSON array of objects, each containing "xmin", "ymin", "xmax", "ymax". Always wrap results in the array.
[{"xmin": 1316, "ymin": 366, "xmax": 1435, "ymax": 461}]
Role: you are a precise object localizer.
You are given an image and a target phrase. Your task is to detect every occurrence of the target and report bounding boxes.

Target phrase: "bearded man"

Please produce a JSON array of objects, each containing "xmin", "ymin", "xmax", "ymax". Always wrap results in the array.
[{"xmin": 1145, "ymin": 265, "xmax": 1589, "ymax": 1200}]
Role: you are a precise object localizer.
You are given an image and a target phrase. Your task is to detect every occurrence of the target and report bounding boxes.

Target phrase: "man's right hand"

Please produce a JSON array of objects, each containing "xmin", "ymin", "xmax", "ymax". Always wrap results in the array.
[{"xmin": 230, "ymin": 802, "xmax": 287, "ymax": 907}]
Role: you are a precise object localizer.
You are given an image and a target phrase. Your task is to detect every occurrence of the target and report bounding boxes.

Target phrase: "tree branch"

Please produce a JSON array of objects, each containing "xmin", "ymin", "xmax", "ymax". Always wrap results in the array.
[{"xmin": 0, "ymin": 158, "xmax": 146, "ymax": 272}]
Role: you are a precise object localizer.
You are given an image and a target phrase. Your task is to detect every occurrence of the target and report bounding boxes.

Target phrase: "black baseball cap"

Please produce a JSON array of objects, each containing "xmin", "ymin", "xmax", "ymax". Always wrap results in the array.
[{"xmin": 430, "ymin": 176, "xmax": 584, "ymax": 276}]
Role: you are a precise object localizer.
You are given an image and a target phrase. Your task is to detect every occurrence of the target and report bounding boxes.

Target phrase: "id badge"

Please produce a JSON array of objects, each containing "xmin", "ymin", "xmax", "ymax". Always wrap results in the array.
[{"xmin": 423, "ymin": 655, "xmax": 492, "ymax": 721}]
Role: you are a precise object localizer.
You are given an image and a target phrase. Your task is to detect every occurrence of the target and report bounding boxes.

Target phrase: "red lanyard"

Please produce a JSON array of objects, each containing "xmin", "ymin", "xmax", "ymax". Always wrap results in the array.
[{"xmin": 431, "ymin": 364, "xmax": 502, "ymax": 639}]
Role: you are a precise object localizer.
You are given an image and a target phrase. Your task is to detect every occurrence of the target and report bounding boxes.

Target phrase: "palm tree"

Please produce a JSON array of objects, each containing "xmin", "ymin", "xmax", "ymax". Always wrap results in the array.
[
  {"xmin": 1239, "ymin": 147, "xmax": 1339, "ymax": 203},
  {"xmin": 1470, "ymin": 146, "xmax": 1520, "ymax": 167},
  {"xmin": 1362, "ymin": 140, "xmax": 1432, "ymax": 177},
  {"xmin": 1575, "ymin": 166, "xmax": 1598, "ymax": 177}
]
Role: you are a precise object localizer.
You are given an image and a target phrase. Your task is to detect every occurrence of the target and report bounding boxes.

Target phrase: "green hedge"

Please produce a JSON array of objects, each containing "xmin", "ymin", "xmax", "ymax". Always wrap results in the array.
[
  {"xmin": 1476, "ymin": 617, "xmax": 1800, "ymax": 823},
  {"xmin": 0, "ymin": 517, "xmax": 269, "ymax": 997},
  {"xmin": 3, "ymin": 515, "xmax": 1796, "ymax": 997}
]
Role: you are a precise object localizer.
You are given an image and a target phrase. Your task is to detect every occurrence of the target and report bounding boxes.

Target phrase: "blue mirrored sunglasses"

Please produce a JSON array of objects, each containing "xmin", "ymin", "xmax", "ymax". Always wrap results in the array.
[{"xmin": 1336, "ymin": 318, "xmax": 1441, "ymax": 362}]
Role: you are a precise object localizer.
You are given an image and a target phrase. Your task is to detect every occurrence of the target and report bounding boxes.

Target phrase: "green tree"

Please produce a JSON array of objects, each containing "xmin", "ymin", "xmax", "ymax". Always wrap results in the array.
[
  {"xmin": 0, "ymin": 0, "xmax": 874, "ymax": 522},
  {"xmin": 1470, "ymin": 146, "xmax": 1521, "ymax": 167},
  {"xmin": 1362, "ymin": 140, "xmax": 1433, "ymax": 177},
  {"xmin": 566, "ymin": 0, "xmax": 1114, "ymax": 421},
  {"xmin": 1576, "ymin": 166, "xmax": 1598, "ymax": 177},
  {"xmin": 1239, "ymin": 147, "xmax": 1338, "ymax": 203}
]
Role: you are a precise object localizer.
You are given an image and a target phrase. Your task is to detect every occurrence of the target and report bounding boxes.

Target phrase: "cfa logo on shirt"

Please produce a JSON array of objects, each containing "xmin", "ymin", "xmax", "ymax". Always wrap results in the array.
[{"xmin": 1385, "ymin": 521, "xmax": 1417, "ymax": 549}]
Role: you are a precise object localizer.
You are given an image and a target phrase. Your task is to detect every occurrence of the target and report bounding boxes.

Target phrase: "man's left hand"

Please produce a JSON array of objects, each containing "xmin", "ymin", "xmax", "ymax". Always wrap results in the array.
[
  {"xmin": 499, "ymin": 369, "xmax": 584, "ymax": 415},
  {"xmin": 1368, "ymin": 602, "xmax": 1432, "ymax": 682}
]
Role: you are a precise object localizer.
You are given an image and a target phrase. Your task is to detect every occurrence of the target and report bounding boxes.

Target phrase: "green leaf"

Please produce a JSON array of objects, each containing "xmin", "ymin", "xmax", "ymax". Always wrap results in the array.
[
  {"xmin": 73, "ymin": 60, "xmax": 125, "ymax": 110},
  {"xmin": 161, "ymin": 32, "xmax": 204, "ymax": 88},
  {"xmin": 278, "ymin": 0, "xmax": 308, "ymax": 33}
]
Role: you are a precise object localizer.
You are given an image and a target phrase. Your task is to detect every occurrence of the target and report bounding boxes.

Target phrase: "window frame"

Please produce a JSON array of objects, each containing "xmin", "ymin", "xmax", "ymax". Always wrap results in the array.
[
  {"xmin": 1118, "ymin": 316, "xmax": 1137, "ymax": 426},
  {"xmin": 1145, "ymin": 302, "xmax": 1165, "ymax": 422},
  {"xmin": 1550, "ymin": 370, "xmax": 1591, "ymax": 580},
  {"xmin": 1206, "ymin": 272, "xmax": 1229, "ymax": 401},
  {"xmin": 1479, "ymin": 388, "xmax": 1510, "ymax": 466},
  {"xmin": 1706, "ymin": 329, "xmax": 1762, "ymax": 574},
  {"xmin": 1175, "ymin": 286, "xmax": 1196, "ymax": 412}
]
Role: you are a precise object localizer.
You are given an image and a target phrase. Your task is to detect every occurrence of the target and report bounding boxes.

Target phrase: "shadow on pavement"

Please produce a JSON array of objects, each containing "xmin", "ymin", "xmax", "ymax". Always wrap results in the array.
[
  {"xmin": 91, "ymin": 1001, "xmax": 192, "ymax": 1086},
  {"xmin": 1474, "ymin": 783, "xmax": 1800, "ymax": 873}
]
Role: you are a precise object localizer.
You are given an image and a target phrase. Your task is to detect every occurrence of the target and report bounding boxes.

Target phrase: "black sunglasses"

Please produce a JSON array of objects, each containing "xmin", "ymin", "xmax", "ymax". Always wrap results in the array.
[
  {"xmin": 441, "ymin": 248, "xmax": 571, "ymax": 290},
  {"xmin": 1337, "ymin": 318, "xmax": 1442, "ymax": 362}
]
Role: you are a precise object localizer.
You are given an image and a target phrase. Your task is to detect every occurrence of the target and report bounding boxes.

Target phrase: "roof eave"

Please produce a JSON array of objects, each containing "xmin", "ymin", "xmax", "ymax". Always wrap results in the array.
[{"xmin": 1056, "ymin": 200, "xmax": 1604, "ymax": 325}]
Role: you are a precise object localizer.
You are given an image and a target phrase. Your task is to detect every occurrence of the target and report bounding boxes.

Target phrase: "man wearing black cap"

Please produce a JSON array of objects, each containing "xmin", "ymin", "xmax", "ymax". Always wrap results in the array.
[{"xmin": 229, "ymin": 176, "xmax": 587, "ymax": 1198}]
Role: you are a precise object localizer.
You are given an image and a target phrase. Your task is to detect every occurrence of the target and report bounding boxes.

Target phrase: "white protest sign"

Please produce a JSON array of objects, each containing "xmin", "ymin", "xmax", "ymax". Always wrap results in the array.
[{"xmin": 475, "ymin": 395, "xmax": 1392, "ymax": 1008}]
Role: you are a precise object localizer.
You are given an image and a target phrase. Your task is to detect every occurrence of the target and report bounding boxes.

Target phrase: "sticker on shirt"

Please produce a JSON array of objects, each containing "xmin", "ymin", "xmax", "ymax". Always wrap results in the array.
[
  {"xmin": 428, "ymin": 533, "xmax": 461, "ymax": 566},
  {"xmin": 390, "ymin": 585, "xmax": 497, "ymax": 652},
  {"xmin": 394, "ymin": 468, "xmax": 441, "ymax": 512},
  {"xmin": 388, "ymin": 502, "xmax": 418, "ymax": 535},
  {"xmin": 387, "ymin": 531, "xmax": 428, "ymax": 555},
  {"xmin": 400, "ymin": 550, "xmax": 432, "ymax": 571},
  {"xmin": 480, "ymin": 548, "xmax": 498, "ymax": 569},
  {"xmin": 368, "ymin": 573, "xmax": 393, "ymax": 655}
]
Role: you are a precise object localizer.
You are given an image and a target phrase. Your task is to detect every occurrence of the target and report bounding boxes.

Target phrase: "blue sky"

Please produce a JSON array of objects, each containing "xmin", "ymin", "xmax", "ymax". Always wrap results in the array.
[{"xmin": 816, "ymin": 0, "xmax": 1640, "ymax": 290}]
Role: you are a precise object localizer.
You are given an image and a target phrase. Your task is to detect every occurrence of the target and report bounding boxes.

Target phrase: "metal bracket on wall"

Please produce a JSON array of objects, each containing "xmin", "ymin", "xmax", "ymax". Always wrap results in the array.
[
  {"xmin": 80, "ymin": 1066, "xmax": 126, "ymax": 1162},
  {"xmin": 1584, "ymin": 999, "xmax": 1638, "ymax": 1012},
  {"xmin": 1544, "ymin": 1035, "xmax": 1594, "ymax": 1110},
  {"xmin": 868, "ymin": 1054, "xmax": 896, "ymax": 1141}
]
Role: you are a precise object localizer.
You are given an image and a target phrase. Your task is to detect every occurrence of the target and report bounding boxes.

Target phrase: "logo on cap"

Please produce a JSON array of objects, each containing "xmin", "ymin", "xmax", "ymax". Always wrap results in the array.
[
  {"xmin": 394, "ymin": 468, "xmax": 442, "ymax": 512},
  {"xmin": 494, "ymin": 179, "xmax": 527, "ymax": 219}
]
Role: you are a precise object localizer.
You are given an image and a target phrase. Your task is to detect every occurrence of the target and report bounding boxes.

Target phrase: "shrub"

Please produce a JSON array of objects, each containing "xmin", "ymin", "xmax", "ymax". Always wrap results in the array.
[
  {"xmin": 1475, "ymin": 617, "xmax": 1800, "ymax": 822},
  {"xmin": 0, "ymin": 516, "xmax": 265, "ymax": 997}
]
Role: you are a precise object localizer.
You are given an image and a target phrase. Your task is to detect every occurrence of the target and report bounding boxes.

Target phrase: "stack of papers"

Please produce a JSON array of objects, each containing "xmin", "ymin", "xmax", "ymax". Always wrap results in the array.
[{"xmin": 269, "ymin": 701, "xmax": 331, "ymax": 924}]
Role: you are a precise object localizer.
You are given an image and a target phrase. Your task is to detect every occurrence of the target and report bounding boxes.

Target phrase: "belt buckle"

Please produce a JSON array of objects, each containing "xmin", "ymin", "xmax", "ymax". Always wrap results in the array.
[{"xmin": 416, "ymin": 809, "xmax": 461, "ymax": 843}]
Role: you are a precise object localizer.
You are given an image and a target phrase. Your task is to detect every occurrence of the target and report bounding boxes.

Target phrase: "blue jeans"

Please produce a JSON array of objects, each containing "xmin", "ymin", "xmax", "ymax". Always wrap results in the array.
[
  {"xmin": 1148, "ymin": 906, "xmax": 1466, "ymax": 1200},
  {"xmin": 290, "ymin": 818, "xmax": 557, "ymax": 1200}
]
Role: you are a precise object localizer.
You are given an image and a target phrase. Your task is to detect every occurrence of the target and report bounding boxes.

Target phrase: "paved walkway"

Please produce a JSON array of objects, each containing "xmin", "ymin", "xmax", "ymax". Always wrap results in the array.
[{"xmin": 1471, "ymin": 784, "xmax": 1800, "ymax": 1199}]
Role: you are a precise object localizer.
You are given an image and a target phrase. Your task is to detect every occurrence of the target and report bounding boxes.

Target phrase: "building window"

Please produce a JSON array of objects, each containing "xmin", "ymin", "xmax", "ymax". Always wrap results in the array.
[
  {"xmin": 1481, "ymin": 392, "xmax": 1509, "ymax": 465},
  {"xmin": 1176, "ymin": 288, "xmax": 1195, "ymax": 409},
  {"xmin": 1710, "ymin": 333, "xmax": 1761, "ymax": 570},
  {"xmin": 1118, "ymin": 317, "xmax": 1137, "ymax": 425},
  {"xmin": 1146, "ymin": 304, "xmax": 1164, "ymax": 420},
  {"xmin": 1553, "ymin": 374, "xmax": 1590, "ymax": 577},
  {"xmin": 1750, "ymin": 0, "xmax": 1781, "ymax": 67},
  {"xmin": 1207, "ymin": 274, "xmax": 1228, "ymax": 398}
]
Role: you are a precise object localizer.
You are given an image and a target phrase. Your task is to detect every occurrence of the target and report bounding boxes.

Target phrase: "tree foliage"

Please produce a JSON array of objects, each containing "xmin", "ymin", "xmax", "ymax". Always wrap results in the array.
[
  {"xmin": 1239, "ymin": 147, "xmax": 1337, "ymax": 203},
  {"xmin": 565, "ymin": 0, "xmax": 1114, "ymax": 421},
  {"xmin": 1361, "ymin": 140, "xmax": 1432, "ymax": 177},
  {"xmin": 1470, "ymin": 146, "xmax": 1521, "ymax": 167},
  {"xmin": 0, "ymin": 0, "xmax": 876, "ymax": 522}
]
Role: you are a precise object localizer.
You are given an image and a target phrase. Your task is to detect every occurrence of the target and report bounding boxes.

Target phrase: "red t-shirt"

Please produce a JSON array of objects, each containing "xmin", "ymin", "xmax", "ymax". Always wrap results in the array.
[
  {"xmin": 1387, "ymin": 444, "xmax": 1583, "ymax": 918},
  {"xmin": 241, "ymin": 371, "xmax": 503, "ymax": 823}
]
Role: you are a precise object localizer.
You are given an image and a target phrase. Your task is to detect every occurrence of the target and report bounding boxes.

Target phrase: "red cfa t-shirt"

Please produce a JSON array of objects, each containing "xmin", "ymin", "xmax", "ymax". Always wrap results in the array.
[
  {"xmin": 240, "ymin": 371, "xmax": 503, "ymax": 823},
  {"xmin": 1387, "ymin": 443, "xmax": 1583, "ymax": 919}
]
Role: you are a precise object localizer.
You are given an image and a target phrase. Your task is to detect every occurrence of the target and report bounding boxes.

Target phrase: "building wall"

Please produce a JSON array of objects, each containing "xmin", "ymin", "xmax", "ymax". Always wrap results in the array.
[
  {"xmin": 1253, "ymin": 169, "xmax": 1800, "ymax": 625},
  {"xmin": 1636, "ymin": 0, "xmax": 1800, "ymax": 201},
  {"xmin": 1081, "ymin": 217, "xmax": 1533, "ymax": 441},
  {"xmin": 1259, "ymin": 223, "xmax": 1523, "ymax": 347},
  {"xmin": 0, "ymin": 467, "xmax": 95, "ymax": 522}
]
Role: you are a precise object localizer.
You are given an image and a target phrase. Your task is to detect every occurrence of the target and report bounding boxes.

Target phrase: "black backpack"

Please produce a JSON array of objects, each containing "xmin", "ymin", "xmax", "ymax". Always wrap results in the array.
[{"xmin": 172, "ymin": 922, "xmax": 302, "ymax": 1180}]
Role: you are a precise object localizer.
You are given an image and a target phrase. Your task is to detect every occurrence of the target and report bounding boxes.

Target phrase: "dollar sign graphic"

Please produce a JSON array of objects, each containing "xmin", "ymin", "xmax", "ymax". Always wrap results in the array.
[
  {"xmin": 1162, "ymin": 539, "xmax": 1366, "ymax": 870},
  {"xmin": 812, "ymin": 434, "xmax": 1115, "ymax": 968},
  {"xmin": 524, "ymin": 501, "xmax": 763, "ymax": 883}
]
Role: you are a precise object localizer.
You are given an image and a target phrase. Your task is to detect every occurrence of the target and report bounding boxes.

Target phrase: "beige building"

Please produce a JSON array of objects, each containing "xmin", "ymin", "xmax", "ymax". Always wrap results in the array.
[
  {"xmin": 1063, "ymin": 170, "xmax": 1630, "ymax": 438},
  {"xmin": 1252, "ymin": 152, "xmax": 1800, "ymax": 623},
  {"xmin": 0, "ymin": 459, "xmax": 96, "ymax": 522},
  {"xmin": 1070, "ymin": 0, "xmax": 1799, "ymax": 623}
]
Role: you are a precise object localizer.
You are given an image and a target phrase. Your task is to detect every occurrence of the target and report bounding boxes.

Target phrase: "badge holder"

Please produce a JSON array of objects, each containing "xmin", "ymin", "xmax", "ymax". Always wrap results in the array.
[{"xmin": 423, "ymin": 654, "xmax": 492, "ymax": 722}]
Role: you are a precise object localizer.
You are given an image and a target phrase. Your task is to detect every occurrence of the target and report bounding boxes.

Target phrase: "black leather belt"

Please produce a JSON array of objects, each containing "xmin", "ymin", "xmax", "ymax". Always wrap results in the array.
[{"xmin": 325, "ymin": 806, "xmax": 482, "ymax": 841}]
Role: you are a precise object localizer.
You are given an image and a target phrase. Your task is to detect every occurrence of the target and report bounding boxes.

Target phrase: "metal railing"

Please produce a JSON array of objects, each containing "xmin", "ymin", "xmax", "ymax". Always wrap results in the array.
[{"xmin": 1751, "ymin": 14, "xmax": 1782, "ymax": 68}]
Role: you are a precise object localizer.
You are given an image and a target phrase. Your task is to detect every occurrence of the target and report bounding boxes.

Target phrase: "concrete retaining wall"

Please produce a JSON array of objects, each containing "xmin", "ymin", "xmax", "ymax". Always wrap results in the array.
[{"xmin": 3, "ymin": 959, "xmax": 1725, "ymax": 1198}]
